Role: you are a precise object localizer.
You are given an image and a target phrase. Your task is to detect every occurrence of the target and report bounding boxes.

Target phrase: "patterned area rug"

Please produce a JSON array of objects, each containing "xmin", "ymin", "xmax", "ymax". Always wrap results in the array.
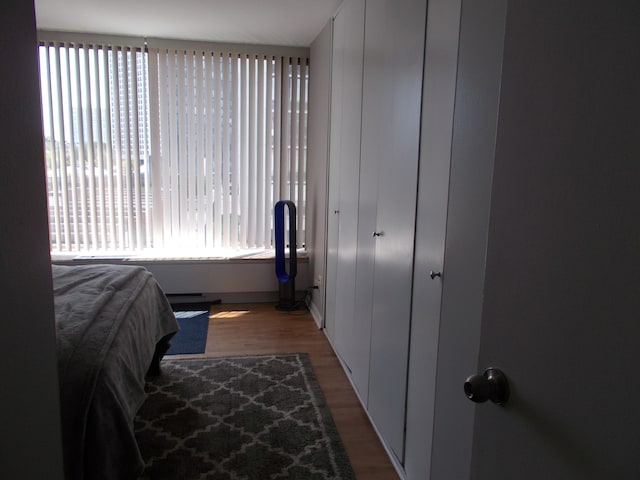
[{"xmin": 134, "ymin": 353, "xmax": 355, "ymax": 479}]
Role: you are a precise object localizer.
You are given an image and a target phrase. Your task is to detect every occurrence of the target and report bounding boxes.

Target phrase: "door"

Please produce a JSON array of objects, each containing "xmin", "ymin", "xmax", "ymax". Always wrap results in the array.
[
  {"xmin": 362, "ymin": 0, "xmax": 427, "ymax": 461},
  {"xmin": 324, "ymin": 0, "xmax": 369, "ymax": 397},
  {"xmin": 432, "ymin": 1, "xmax": 640, "ymax": 479},
  {"xmin": 403, "ymin": 0, "xmax": 462, "ymax": 477},
  {"xmin": 471, "ymin": 1, "xmax": 640, "ymax": 478},
  {"xmin": 324, "ymin": 3, "xmax": 346, "ymax": 344}
]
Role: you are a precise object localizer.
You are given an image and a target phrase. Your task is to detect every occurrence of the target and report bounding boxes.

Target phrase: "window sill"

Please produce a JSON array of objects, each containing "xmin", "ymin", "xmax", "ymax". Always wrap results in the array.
[{"xmin": 51, "ymin": 249, "xmax": 308, "ymax": 265}]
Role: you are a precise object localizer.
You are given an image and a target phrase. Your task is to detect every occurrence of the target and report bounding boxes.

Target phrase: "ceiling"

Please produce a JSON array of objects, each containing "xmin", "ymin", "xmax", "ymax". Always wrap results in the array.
[{"xmin": 34, "ymin": 0, "xmax": 342, "ymax": 47}]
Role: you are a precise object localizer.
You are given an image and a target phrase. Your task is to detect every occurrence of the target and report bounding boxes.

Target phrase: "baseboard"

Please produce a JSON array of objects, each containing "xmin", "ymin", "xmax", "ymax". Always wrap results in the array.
[
  {"xmin": 306, "ymin": 298, "xmax": 323, "ymax": 329},
  {"xmin": 53, "ymin": 256, "xmax": 310, "ymax": 299},
  {"xmin": 165, "ymin": 291, "xmax": 275, "ymax": 304}
]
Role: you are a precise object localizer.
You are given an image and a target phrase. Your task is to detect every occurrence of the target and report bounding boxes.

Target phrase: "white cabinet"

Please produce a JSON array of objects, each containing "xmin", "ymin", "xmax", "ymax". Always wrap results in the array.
[
  {"xmin": 361, "ymin": 0, "xmax": 427, "ymax": 460},
  {"xmin": 325, "ymin": 0, "xmax": 369, "ymax": 399},
  {"xmin": 326, "ymin": 0, "xmax": 428, "ymax": 465}
]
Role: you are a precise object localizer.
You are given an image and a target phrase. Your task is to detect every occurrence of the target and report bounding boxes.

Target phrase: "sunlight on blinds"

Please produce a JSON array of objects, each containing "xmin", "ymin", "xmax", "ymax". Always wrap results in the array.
[
  {"xmin": 39, "ymin": 41, "xmax": 150, "ymax": 253},
  {"xmin": 39, "ymin": 37, "xmax": 308, "ymax": 256},
  {"xmin": 149, "ymin": 48, "xmax": 308, "ymax": 250}
]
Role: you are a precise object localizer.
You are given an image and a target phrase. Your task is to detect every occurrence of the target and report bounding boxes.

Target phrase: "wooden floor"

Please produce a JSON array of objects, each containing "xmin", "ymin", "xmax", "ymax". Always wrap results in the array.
[{"xmin": 174, "ymin": 302, "xmax": 400, "ymax": 480}]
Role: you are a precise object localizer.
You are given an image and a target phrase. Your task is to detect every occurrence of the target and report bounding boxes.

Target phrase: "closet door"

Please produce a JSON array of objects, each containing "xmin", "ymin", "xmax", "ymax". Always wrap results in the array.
[
  {"xmin": 404, "ymin": 0, "xmax": 463, "ymax": 476},
  {"xmin": 324, "ymin": 7, "xmax": 345, "ymax": 343},
  {"xmin": 325, "ymin": 0, "xmax": 369, "ymax": 397},
  {"xmin": 360, "ymin": 0, "xmax": 428, "ymax": 461}
]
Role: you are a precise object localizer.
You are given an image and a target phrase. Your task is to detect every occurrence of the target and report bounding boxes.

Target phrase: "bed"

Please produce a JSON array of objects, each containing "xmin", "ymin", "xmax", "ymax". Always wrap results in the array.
[{"xmin": 52, "ymin": 263, "xmax": 179, "ymax": 480}]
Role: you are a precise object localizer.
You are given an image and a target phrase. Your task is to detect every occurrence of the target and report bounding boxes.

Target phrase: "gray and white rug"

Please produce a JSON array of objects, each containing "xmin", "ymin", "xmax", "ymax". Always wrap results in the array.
[{"xmin": 134, "ymin": 353, "xmax": 355, "ymax": 479}]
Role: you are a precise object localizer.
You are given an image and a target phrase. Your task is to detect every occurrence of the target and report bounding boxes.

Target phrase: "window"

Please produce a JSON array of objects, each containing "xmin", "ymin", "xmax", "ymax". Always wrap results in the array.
[{"xmin": 39, "ymin": 35, "xmax": 308, "ymax": 256}]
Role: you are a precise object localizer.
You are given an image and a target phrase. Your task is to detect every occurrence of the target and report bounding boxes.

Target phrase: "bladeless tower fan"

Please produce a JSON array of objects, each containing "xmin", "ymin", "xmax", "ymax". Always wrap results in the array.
[{"xmin": 274, "ymin": 200, "xmax": 297, "ymax": 310}]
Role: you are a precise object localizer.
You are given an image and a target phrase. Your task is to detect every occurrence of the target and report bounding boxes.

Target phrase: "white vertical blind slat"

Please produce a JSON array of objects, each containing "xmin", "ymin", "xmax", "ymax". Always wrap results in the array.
[
  {"xmin": 43, "ymin": 46, "xmax": 62, "ymax": 249},
  {"xmin": 130, "ymin": 48, "xmax": 143, "ymax": 250},
  {"xmin": 298, "ymin": 60, "xmax": 308, "ymax": 247},
  {"xmin": 266, "ymin": 57, "xmax": 275, "ymax": 245},
  {"xmin": 121, "ymin": 49, "xmax": 135, "ymax": 249},
  {"xmin": 273, "ymin": 56, "xmax": 282, "ymax": 208},
  {"xmin": 72, "ymin": 46, "xmax": 90, "ymax": 249},
  {"xmin": 290, "ymin": 57, "xmax": 299, "ymax": 204},
  {"xmin": 91, "ymin": 47, "xmax": 106, "ymax": 250},
  {"xmin": 148, "ymin": 47, "xmax": 163, "ymax": 249},
  {"xmin": 240, "ymin": 55, "xmax": 249, "ymax": 248},
  {"xmin": 289, "ymin": 58, "xmax": 299, "ymax": 246},
  {"xmin": 101, "ymin": 47, "xmax": 116, "ymax": 250},
  {"xmin": 196, "ymin": 51, "xmax": 207, "ymax": 248},
  {"xmin": 231, "ymin": 54, "xmax": 240, "ymax": 248},
  {"xmin": 186, "ymin": 51, "xmax": 196, "ymax": 241},
  {"xmin": 140, "ymin": 51, "xmax": 152, "ymax": 249},
  {"xmin": 257, "ymin": 56, "xmax": 265, "ymax": 248},
  {"xmin": 164, "ymin": 50, "xmax": 178, "ymax": 247},
  {"xmin": 247, "ymin": 55, "xmax": 257, "ymax": 247},
  {"xmin": 279, "ymin": 58, "xmax": 289, "ymax": 202},
  {"xmin": 158, "ymin": 49, "xmax": 169, "ymax": 244},
  {"xmin": 65, "ymin": 45, "xmax": 80, "ymax": 251},
  {"xmin": 167, "ymin": 50, "xmax": 180, "ymax": 243},
  {"xmin": 110, "ymin": 48, "xmax": 124, "ymax": 249},
  {"xmin": 213, "ymin": 53, "xmax": 223, "ymax": 247},
  {"xmin": 52, "ymin": 45, "xmax": 72, "ymax": 250},
  {"xmin": 81, "ymin": 46, "xmax": 98, "ymax": 250},
  {"xmin": 222, "ymin": 54, "xmax": 232, "ymax": 248},
  {"xmin": 177, "ymin": 52, "xmax": 188, "ymax": 242},
  {"xmin": 205, "ymin": 53, "xmax": 215, "ymax": 249}
]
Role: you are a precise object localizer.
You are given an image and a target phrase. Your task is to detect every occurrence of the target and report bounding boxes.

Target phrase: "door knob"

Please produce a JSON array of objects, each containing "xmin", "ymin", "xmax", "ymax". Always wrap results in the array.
[
  {"xmin": 372, "ymin": 231, "xmax": 384, "ymax": 237},
  {"xmin": 429, "ymin": 270, "xmax": 442, "ymax": 279},
  {"xmin": 464, "ymin": 368, "xmax": 510, "ymax": 405}
]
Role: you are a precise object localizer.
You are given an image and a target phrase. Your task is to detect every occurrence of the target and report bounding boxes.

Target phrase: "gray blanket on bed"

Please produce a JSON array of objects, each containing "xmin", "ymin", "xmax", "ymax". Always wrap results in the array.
[{"xmin": 53, "ymin": 264, "xmax": 179, "ymax": 480}]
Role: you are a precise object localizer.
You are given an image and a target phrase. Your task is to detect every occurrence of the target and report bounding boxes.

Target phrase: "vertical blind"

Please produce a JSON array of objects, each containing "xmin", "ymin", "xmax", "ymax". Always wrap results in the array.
[
  {"xmin": 39, "ymin": 36, "xmax": 308, "ymax": 255},
  {"xmin": 149, "ymin": 47, "xmax": 308, "ymax": 251},
  {"xmin": 39, "ymin": 40, "xmax": 151, "ymax": 252}
]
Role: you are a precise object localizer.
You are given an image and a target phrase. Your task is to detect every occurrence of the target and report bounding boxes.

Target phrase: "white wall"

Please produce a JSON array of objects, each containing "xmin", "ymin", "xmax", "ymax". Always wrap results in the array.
[
  {"xmin": 56, "ymin": 258, "xmax": 310, "ymax": 304},
  {"xmin": 306, "ymin": 20, "xmax": 333, "ymax": 325},
  {"xmin": 0, "ymin": 0, "xmax": 64, "ymax": 477},
  {"xmin": 134, "ymin": 259, "xmax": 309, "ymax": 304}
]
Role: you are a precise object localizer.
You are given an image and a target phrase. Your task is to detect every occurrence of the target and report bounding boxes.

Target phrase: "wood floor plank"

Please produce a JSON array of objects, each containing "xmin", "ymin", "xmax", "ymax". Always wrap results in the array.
[{"xmin": 172, "ymin": 302, "xmax": 400, "ymax": 479}]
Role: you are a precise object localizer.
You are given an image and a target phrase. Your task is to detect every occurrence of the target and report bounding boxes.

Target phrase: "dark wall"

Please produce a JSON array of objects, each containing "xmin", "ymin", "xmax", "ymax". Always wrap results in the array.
[{"xmin": 0, "ymin": 0, "xmax": 64, "ymax": 477}]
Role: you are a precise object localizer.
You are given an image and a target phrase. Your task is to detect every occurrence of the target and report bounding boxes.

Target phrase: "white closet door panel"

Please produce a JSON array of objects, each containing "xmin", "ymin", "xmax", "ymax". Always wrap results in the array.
[
  {"xmin": 332, "ymin": 0, "xmax": 369, "ymax": 399},
  {"xmin": 324, "ymin": 5, "xmax": 346, "ymax": 344},
  {"xmin": 326, "ymin": 0, "xmax": 370, "ymax": 399},
  {"xmin": 354, "ymin": 0, "xmax": 387, "ymax": 407},
  {"xmin": 404, "ymin": 0, "xmax": 462, "ymax": 477},
  {"xmin": 363, "ymin": 0, "xmax": 427, "ymax": 461}
]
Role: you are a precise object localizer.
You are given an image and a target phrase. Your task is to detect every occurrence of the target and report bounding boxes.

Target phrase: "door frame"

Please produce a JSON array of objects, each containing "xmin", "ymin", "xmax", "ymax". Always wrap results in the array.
[{"xmin": 427, "ymin": 1, "xmax": 508, "ymax": 479}]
